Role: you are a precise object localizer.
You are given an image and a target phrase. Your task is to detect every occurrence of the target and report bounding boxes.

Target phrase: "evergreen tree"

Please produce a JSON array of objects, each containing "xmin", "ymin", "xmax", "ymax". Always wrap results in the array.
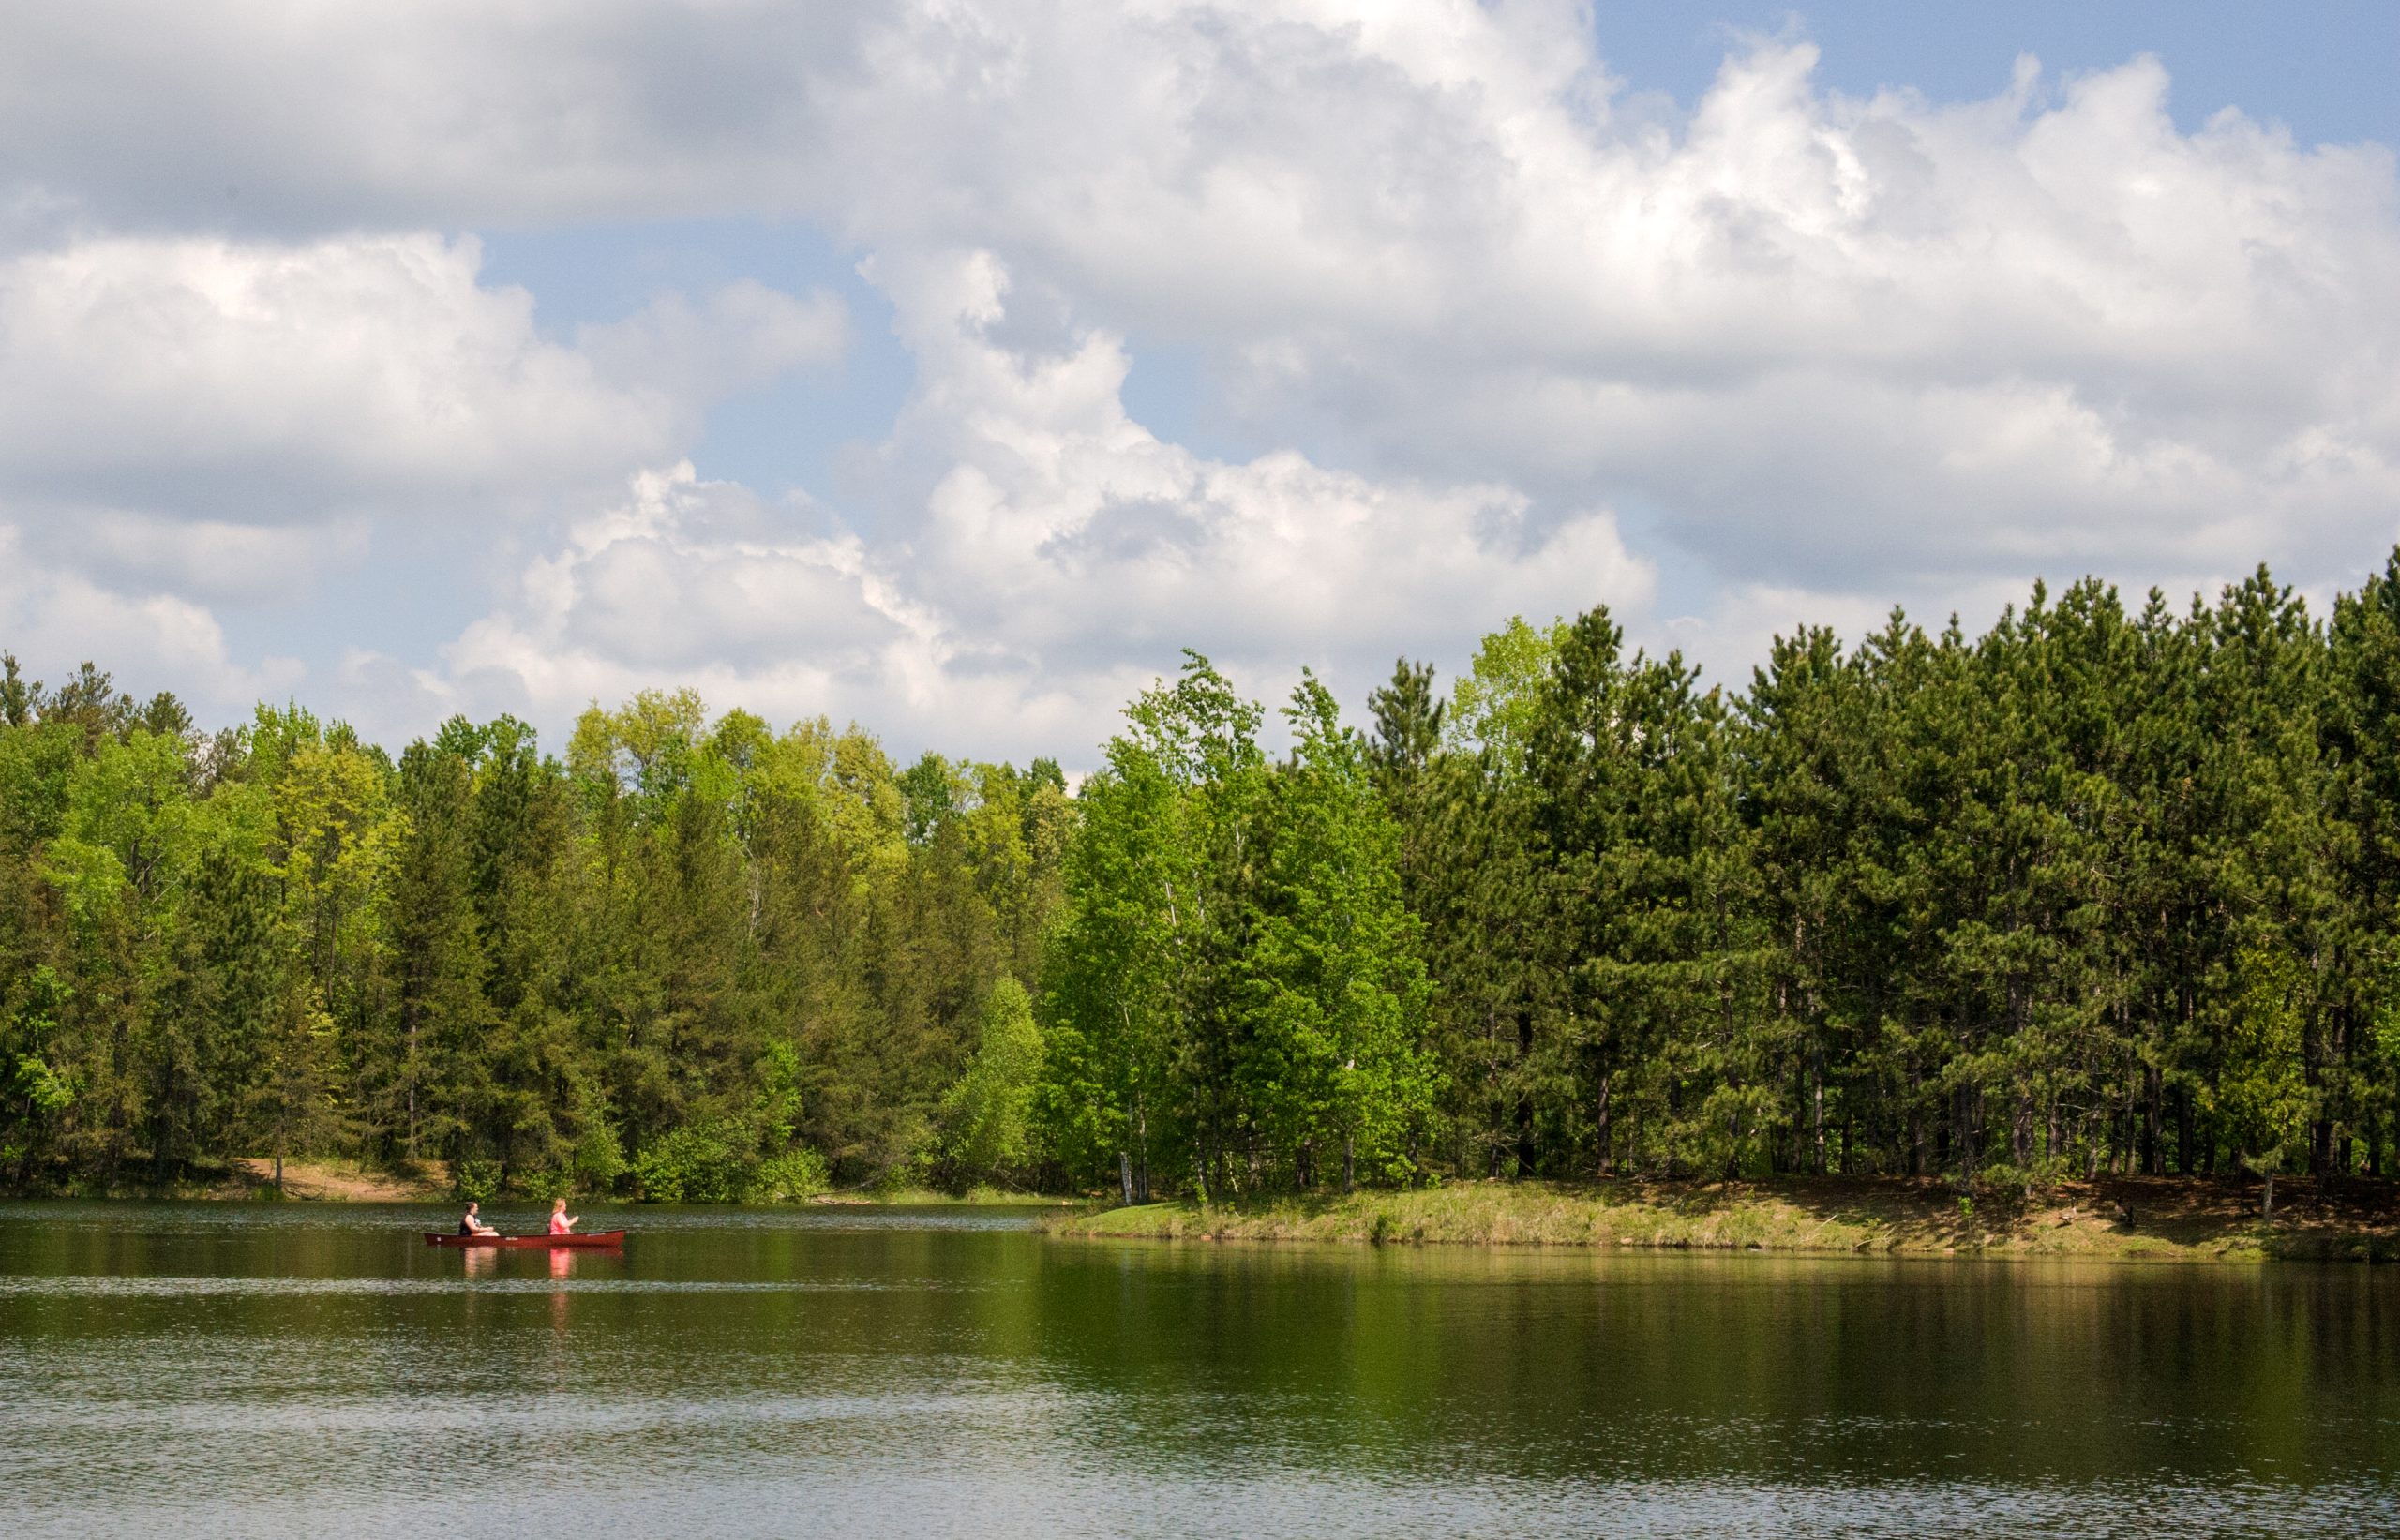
[{"xmin": 19, "ymin": 548, "xmax": 2400, "ymax": 1197}]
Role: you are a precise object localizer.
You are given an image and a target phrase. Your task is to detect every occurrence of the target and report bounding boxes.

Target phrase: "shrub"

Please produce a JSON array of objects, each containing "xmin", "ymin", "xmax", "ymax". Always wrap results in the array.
[
  {"xmin": 869, "ymin": 1145, "xmax": 935, "ymax": 1197},
  {"xmin": 573, "ymin": 1121, "xmax": 627, "ymax": 1189},
  {"xmin": 453, "ymin": 1157, "xmax": 502, "ymax": 1202},
  {"xmin": 520, "ymin": 1166, "xmax": 577, "ymax": 1201},
  {"xmin": 634, "ymin": 1122, "xmax": 832, "ymax": 1204},
  {"xmin": 752, "ymin": 1147, "xmax": 831, "ymax": 1204},
  {"xmin": 634, "ymin": 1125, "xmax": 752, "ymax": 1204}
]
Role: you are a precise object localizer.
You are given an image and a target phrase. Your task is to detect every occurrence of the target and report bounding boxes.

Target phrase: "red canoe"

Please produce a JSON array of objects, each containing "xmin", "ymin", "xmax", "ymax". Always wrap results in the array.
[{"xmin": 423, "ymin": 1230, "xmax": 626, "ymax": 1248}]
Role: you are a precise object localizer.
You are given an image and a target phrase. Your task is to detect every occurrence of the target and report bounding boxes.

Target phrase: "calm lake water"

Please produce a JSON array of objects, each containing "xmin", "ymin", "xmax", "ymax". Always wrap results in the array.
[{"xmin": 0, "ymin": 1203, "xmax": 2393, "ymax": 1537}]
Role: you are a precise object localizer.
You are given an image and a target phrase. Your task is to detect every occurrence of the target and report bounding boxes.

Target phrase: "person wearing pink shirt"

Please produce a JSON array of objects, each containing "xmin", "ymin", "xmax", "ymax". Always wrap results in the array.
[{"xmin": 548, "ymin": 1198, "xmax": 579, "ymax": 1235}]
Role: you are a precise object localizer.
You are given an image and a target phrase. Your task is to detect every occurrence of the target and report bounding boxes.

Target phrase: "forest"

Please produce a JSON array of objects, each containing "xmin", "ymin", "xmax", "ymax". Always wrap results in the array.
[{"xmin": 6, "ymin": 557, "xmax": 2400, "ymax": 1204}]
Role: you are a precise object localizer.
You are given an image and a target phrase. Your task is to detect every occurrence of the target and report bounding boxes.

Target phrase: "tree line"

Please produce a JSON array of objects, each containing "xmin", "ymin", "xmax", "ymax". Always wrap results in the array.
[
  {"xmin": 7, "ymin": 556, "xmax": 2400, "ymax": 1202},
  {"xmin": 0, "ymin": 665, "xmax": 1068, "ymax": 1198},
  {"xmin": 1043, "ymin": 561, "xmax": 2400, "ymax": 1204}
]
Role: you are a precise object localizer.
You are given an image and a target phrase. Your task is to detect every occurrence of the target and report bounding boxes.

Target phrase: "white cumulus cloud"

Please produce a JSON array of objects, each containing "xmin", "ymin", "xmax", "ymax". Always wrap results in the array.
[
  {"xmin": 0, "ymin": 230, "xmax": 845, "ymax": 720},
  {"xmin": 0, "ymin": 232, "xmax": 843, "ymax": 522},
  {"xmin": 2, "ymin": 1, "xmax": 2396, "ymax": 751},
  {"xmin": 431, "ymin": 250, "xmax": 1652, "ymax": 761}
]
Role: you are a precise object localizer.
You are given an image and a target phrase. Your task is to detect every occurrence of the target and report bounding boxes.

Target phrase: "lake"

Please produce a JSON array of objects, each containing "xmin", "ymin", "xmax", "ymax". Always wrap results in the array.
[{"xmin": 0, "ymin": 1203, "xmax": 2392, "ymax": 1537}]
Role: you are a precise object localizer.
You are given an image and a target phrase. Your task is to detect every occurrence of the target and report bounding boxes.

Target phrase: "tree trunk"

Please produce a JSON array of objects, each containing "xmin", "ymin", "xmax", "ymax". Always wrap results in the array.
[
  {"xmin": 2262, "ymin": 1169, "xmax": 2275, "ymax": 1224},
  {"xmin": 1907, "ymin": 1063, "xmax": 1926, "ymax": 1176},
  {"xmin": 1513, "ymin": 1009, "xmax": 1536, "ymax": 1177},
  {"xmin": 1810, "ymin": 1046, "xmax": 1826, "ymax": 1175},
  {"xmin": 1118, "ymin": 1150, "xmax": 1133, "ymax": 1206},
  {"xmin": 1342, "ymin": 1136, "xmax": 1355, "ymax": 1194},
  {"xmin": 403, "ymin": 1000, "xmax": 420, "ymax": 1166},
  {"xmin": 2142, "ymin": 1066, "xmax": 2161, "ymax": 1175},
  {"xmin": 1595, "ymin": 1074, "xmax": 1613, "ymax": 1178}
]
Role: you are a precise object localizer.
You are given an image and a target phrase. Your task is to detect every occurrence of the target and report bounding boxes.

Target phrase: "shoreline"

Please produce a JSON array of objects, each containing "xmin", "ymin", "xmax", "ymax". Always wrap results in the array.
[
  {"xmin": 15, "ymin": 1167, "xmax": 2392, "ymax": 1258},
  {"xmin": 1041, "ymin": 1175, "xmax": 2400, "ymax": 1263},
  {"xmin": 0, "ymin": 1160, "xmax": 1075, "ymax": 1209}
]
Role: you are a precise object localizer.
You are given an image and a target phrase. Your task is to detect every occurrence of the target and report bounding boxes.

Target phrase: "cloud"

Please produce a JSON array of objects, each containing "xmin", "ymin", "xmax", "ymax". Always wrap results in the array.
[
  {"xmin": 0, "ymin": 232, "xmax": 844, "ymax": 524},
  {"xmin": 871, "ymin": 250, "xmax": 1651, "ymax": 676},
  {"xmin": 428, "ymin": 250, "xmax": 1652, "ymax": 762},
  {"xmin": 18, "ymin": 510, "xmax": 370, "ymax": 605},
  {"xmin": 0, "ymin": 2, "xmax": 870, "ymax": 233},
  {"xmin": 3, "ymin": 2, "xmax": 2397, "ymax": 750},
  {"xmin": 800, "ymin": 14, "xmax": 2397, "ymax": 632},
  {"xmin": 448, "ymin": 461, "xmax": 901, "ymax": 678},
  {"xmin": 577, "ymin": 280, "xmax": 848, "ymax": 411},
  {"xmin": 0, "ymin": 229, "xmax": 845, "ymax": 724},
  {"xmin": 839, "ymin": 21, "xmax": 2397, "ymax": 599},
  {"xmin": 0, "ymin": 525, "xmax": 304, "ymax": 712}
]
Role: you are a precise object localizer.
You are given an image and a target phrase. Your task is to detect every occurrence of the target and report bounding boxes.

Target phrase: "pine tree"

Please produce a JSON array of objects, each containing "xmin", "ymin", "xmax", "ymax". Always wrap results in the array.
[{"xmin": 382, "ymin": 740, "xmax": 490, "ymax": 1169}]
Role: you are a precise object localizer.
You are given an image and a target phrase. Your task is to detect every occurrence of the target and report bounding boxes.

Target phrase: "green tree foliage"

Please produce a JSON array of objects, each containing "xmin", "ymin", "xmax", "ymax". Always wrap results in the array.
[
  {"xmin": 2215, "ymin": 945, "xmax": 2314, "ymax": 1219},
  {"xmin": 1250, "ymin": 675, "xmax": 1435, "ymax": 1187},
  {"xmin": 15, "ymin": 550, "xmax": 2400, "ymax": 1199},
  {"xmin": 938, "ymin": 976, "xmax": 1044, "ymax": 1189},
  {"xmin": 1445, "ymin": 615, "xmax": 1564, "ymax": 769},
  {"xmin": 1364, "ymin": 568, "xmax": 2395, "ymax": 1194},
  {"xmin": 1038, "ymin": 653, "xmax": 1265, "ymax": 1199},
  {"xmin": 1037, "ymin": 655, "xmax": 1433, "ymax": 1197},
  {"xmin": 0, "ymin": 672, "xmax": 1067, "ymax": 1198}
]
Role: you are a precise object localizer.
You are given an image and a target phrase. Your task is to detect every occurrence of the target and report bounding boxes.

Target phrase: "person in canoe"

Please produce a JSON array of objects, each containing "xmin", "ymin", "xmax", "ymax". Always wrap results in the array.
[
  {"xmin": 458, "ymin": 1201, "xmax": 500, "ymax": 1237},
  {"xmin": 548, "ymin": 1198, "xmax": 579, "ymax": 1235}
]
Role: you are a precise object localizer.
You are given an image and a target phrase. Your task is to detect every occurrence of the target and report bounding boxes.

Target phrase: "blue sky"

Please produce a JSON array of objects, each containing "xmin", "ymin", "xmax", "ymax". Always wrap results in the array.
[
  {"xmin": 1610, "ymin": 3, "xmax": 2398, "ymax": 144},
  {"xmin": 3, "ymin": 2, "xmax": 2395, "ymax": 764}
]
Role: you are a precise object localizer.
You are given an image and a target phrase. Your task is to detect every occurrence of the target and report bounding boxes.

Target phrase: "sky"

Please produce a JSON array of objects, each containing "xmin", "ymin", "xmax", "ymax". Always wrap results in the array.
[{"xmin": 2, "ymin": 0, "xmax": 2396, "ymax": 767}]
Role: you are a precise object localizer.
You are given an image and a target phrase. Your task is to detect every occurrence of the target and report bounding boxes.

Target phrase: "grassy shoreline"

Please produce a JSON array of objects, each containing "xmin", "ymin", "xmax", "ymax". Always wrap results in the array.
[
  {"xmin": 21, "ymin": 1166, "xmax": 2392, "ymax": 1258},
  {"xmin": 1042, "ymin": 1175, "xmax": 2400, "ymax": 1263},
  {"xmin": 810, "ymin": 1186, "xmax": 1078, "ymax": 1207}
]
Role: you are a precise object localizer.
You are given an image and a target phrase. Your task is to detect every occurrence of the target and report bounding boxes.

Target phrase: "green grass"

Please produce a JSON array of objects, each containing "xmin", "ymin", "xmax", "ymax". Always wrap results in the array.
[
  {"xmin": 823, "ymin": 1185, "xmax": 1080, "ymax": 1207},
  {"xmin": 1041, "ymin": 1175, "xmax": 2400, "ymax": 1263}
]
